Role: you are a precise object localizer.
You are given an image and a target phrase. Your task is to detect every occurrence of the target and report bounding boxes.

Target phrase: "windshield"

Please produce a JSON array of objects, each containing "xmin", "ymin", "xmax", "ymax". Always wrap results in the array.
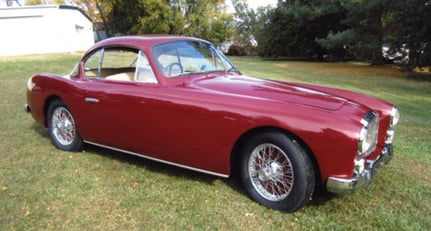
[{"xmin": 152, "ymin": 40, "xmax": 236, "ymax": 78}]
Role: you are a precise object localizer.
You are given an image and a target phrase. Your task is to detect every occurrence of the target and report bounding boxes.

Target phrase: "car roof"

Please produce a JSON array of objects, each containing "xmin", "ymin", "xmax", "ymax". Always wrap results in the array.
[{"xmin": 89, "ymin": 35, "xmax": 210, "ymax": 52}]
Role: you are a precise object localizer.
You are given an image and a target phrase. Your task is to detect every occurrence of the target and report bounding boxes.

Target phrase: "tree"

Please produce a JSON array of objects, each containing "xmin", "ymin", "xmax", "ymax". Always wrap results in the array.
[
  {"xmin": 231, "ymin": 0, "xmax": 258, "ymax": 47},
  {"xmin": 173, "ymin": 0, "xmax": 232, "ymax": 45},
  {"xmin": 317, "ymin": 0, "xmax": 430, "ymax": 69},
  {"xmin": 343, "ymin": 0, "xmax": 387, "ymax": 64},
  {"xmin": 129, "ymin": 0, "xmax": 172, "ymax": 34},
  {"xmin": 106, "ymin": 0, "xmax": 232, "ymax": 45},
  {"xmin": 73, "ymin": 0, "xmax": 112, "ymax": 39},
  {"xmin": 258, "ymin": 0, "xmax": 346, "ymax": 59},
  {"xmin": 384, "ymin": 0, "xmax": 431, "ymax": 70}
]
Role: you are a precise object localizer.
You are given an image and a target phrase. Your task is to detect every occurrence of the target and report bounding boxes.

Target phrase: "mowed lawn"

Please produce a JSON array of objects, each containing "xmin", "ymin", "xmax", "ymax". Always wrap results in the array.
[{"xmin": 1, "ymin": 54, "xmax": 430, "ymax": 230}]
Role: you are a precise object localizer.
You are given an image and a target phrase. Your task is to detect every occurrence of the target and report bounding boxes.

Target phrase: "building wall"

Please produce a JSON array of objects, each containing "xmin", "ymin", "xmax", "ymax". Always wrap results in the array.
[{"xmin": 0, "ymin": 5, "xmax": 94, "ymax": 56}]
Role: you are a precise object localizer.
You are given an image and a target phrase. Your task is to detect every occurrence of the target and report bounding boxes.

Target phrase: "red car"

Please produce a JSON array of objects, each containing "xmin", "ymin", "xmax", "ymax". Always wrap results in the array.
[{"xmin": 25, "ymin": 36, "xmax": 399, "ymax": 212}]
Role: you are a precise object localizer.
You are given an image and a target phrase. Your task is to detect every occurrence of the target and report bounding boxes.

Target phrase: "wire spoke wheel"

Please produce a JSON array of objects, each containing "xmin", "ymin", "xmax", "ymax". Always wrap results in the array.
[
  {"xmin": 51, "ymin": 107, "xmax": 77, "ymax": 146},
  {"xmin": 248, "ymin": 143, "xmax": 294, "ymax": 201},
  {"xmin": 240, "ymin": 132, "xmax": 315, "ymax": 212},
  {"xmin": 47, "ymin": 100, "xmax": 83, "ymax": 151}
]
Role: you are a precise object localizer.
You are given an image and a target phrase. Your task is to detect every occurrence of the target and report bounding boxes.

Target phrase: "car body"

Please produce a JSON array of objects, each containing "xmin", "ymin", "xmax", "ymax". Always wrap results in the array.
[{"xmin": 25, "ymin": 36, "xmax": 399, "ymax": 212}]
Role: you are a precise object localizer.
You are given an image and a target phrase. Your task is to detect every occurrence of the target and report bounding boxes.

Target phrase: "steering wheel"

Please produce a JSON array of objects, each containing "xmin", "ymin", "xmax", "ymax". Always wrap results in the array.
[{"xmin": 165, "ymin": 62, "xmax": 183, "ymax": 77}]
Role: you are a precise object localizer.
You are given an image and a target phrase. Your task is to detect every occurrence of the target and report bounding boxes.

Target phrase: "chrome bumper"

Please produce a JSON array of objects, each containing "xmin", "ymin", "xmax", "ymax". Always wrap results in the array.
[{"xmin": 327, "ymin": 144, "xmax": 393, "ymax": 193}]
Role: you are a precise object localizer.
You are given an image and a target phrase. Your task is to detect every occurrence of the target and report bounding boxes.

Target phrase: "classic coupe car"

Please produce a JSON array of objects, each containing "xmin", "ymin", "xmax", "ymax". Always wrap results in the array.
[{"xmin": 25, "ymin": 36, "xmax": 399, "ymax": 212}]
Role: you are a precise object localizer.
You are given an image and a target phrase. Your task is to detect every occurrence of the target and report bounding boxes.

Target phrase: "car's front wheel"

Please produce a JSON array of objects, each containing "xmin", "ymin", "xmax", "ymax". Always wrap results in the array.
[
  {"xmin": 47, "ymin": 100, "xmax": 83, "ymax": 151},
  {"xmin": 239, "ymin": 132, "xmax": 315, "ymax": 212}
]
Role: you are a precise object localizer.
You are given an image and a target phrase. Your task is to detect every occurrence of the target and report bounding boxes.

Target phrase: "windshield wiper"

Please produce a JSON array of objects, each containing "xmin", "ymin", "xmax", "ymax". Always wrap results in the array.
[
  {"xmin": 226, "ymin": 67, "xmax": 237, "ymax": 72},
  {"xmin": 224, "ymin": 67, "xmax": 238, "ymax": 77}
]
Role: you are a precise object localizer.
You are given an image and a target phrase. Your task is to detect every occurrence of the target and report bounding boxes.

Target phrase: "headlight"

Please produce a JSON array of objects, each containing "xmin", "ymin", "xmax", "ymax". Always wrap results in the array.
[
  {"xmin": 27, "ymin": 77, "xmax": 35, "ymax": 91},
  {"xmin": 390, "ymin": 106, "xmax": 400, "ymax": 127},
  {"xmin": 358, "ymin": 110, "xmax": 379, "ymax": 156}
]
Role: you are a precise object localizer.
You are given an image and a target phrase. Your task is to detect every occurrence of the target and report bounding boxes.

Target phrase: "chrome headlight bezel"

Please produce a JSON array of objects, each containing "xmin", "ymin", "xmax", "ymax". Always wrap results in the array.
[
  {"xmin": 27, "ymin": 77, "xmax": 35, "ymax": 91},
  {"xmin": 358, "ymin": 110, "xmax": 379, "ymax": 157}
]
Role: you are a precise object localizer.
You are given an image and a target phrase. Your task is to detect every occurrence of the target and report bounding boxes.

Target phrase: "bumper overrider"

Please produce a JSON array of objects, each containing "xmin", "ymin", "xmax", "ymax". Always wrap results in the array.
[{"xmin": 327, "ymin": 143, "xmax": 393, "ymax": 193}]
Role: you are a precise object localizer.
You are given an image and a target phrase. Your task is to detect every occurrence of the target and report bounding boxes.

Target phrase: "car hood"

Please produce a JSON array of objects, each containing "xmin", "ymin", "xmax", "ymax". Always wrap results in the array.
[{"xmin": 190, "ymin": 75, "xmax": 349, "ymax": 110}]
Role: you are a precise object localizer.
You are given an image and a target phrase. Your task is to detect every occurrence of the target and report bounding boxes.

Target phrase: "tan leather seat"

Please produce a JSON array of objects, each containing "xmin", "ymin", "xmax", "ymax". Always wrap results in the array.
[{"xmin": 105, "ymin": 72, "xmax": 134, "ymax": 81}]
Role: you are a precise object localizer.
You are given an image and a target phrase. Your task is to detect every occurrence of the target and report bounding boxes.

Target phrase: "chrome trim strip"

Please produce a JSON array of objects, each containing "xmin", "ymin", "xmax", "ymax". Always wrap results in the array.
[
  {"xmin": 83, "ymin": 140, "xmax": 229, "ymax": 178},
  {"xmin": 85, "ymin": 98, "xmax": 99, "ymax": 103}
]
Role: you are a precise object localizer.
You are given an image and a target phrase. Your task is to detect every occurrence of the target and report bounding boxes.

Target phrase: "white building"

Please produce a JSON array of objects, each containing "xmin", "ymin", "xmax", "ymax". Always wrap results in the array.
[{"xmin": 0, "ymin": 5, "xmax": 94, "ymax": 56}]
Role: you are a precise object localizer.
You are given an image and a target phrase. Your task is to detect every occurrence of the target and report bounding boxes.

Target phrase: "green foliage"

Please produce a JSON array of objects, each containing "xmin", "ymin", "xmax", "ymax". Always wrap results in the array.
[
  {"xmin": 131, "ymin": 0, "xmax": 172, "ymax": 34},
  {"xmin": 383, "ymin": 0, "xmax": 431, "ymax": 70},
  {"xmin": 316, "ymin": 30, "xmax": 354, "ymax": 50},
  {"xmin": 257, "ymin": 0, "xmax": 347, "ymax": 59},
  {"xmin": 256, "ymin": 0, "xmax": 430, "ymax": 69},
  {"xmin": 227, "ymin": 44, "xmax": 258, "ymax": 56},
  {"xmin": 179, "ymin": 0, "xmax": 233, "ymax": 45},
  {"xmin": 259, "ymin": 3, "xmax": 317, "ymax": 57},
  {"xmin": 107, "ymin": 0, "xmax": 232, "ymax": 45},
  {"xmin": 343, "ymin": 0, "xmax": 388, "ymax": 64},
  {"xmin": 231, "ymin": 1, "xmax": 261, "ymax": 47}
]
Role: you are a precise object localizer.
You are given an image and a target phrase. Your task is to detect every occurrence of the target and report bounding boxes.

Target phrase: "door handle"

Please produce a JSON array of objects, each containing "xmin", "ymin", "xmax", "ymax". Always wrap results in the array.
[{"xmin": 85, "ymin": 98, "xmax": 99, "ymax": 103}]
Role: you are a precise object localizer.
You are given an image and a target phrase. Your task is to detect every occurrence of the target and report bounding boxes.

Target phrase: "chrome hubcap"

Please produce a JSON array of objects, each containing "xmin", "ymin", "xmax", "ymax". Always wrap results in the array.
[
  {"xmin": 248, "ymin": 143, "xmax": 294, "ymax": 201},
  {"xmin": 258, "ymin": 161, "xmax": 284, "ymax": 182},
  {"xmin": 52, "ymin": 107, "xmax": 76, "ymax": 146}
]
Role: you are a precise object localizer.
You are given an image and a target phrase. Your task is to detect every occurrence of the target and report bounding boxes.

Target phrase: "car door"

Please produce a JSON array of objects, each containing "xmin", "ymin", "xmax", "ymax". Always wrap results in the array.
[{"xmin": 79, "ymin": 47, "xmax": 160, "ymax": 155}]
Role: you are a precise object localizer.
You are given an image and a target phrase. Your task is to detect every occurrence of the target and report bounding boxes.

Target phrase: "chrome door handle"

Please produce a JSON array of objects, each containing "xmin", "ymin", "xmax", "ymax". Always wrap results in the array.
[{"xmin": 85, "ymin": 98, "xmax": 99, "ymax": 103}]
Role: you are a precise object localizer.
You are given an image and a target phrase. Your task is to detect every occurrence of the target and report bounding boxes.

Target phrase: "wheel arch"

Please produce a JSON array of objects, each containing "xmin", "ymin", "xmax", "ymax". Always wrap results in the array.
[
  {"xmin": 230, "ymin": 126, "xmax": 322, "ymax": 185},
  {"xmin": 43, "ymin": 95, "xmax": 64, "ymax": 127}
]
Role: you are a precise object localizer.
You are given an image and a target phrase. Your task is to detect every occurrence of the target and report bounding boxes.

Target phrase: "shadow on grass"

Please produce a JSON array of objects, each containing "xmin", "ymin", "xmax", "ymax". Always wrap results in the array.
[
  {"xmin": 31, "ymin": 122, "xmax": 335, "ymax": 211},
  {"xmin": 83, "ymin": 143, "xmax": 222, "ymax": 183},
  {"xmin": 31, "ymin": 123, "xmax": 49, "ymax": 138},
  {"xmin": 309, "ymin": 185, "xmax": 337, "ymax": 207},
  {"xmin": 30, "ymin": 122, "xmax": 244, "ymax": 189},
  {"xmin": 404, "ymin": 72, "xmax": 431, "ymax": 82},
  {"xmin": 81, "ymin": 143, "xmax": 337, "ymax": 210}
]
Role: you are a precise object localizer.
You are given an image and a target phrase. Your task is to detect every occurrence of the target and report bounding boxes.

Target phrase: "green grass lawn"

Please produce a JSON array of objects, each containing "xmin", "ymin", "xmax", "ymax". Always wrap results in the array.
[{"xmin": 1, "ymin": 54, "xmax": 430, "ymax": 230}]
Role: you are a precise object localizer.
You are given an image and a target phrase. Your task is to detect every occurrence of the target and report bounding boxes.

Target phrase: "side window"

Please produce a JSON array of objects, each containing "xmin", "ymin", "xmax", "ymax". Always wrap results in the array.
[
  {"xmin": 102, "ymin": 49, "xmax": 138, "ymax": 81},
  {"xmin": 84, "ymin": 49, "xmax": 102, "ymax": 77},
  {"xmin": 103, "ymin": 49, "xmax": 137, "ymax": 69},
  {"xmin": 135, "ymin": 51, "xmax": 158, "ymax": 84},
  {"xmin": 83, "ymin": 48, "xmax": 140, "ymax": 81}
]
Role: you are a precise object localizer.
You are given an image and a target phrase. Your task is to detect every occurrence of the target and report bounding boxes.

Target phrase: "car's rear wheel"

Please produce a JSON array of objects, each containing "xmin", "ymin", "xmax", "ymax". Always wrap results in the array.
[
  {"xmin": 47, "ymin": 100, "xmax": 83, "ymax": 151},
  {"xmin": 239, "ymin": 132, "xmax": 315, "ymax": 212}
]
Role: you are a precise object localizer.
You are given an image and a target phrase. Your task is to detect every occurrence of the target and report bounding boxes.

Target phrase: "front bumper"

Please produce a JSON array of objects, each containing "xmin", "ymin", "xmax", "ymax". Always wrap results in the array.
[{"xmin": 326, "ymin": 144, "xmax": 393, "ymax": 193}]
